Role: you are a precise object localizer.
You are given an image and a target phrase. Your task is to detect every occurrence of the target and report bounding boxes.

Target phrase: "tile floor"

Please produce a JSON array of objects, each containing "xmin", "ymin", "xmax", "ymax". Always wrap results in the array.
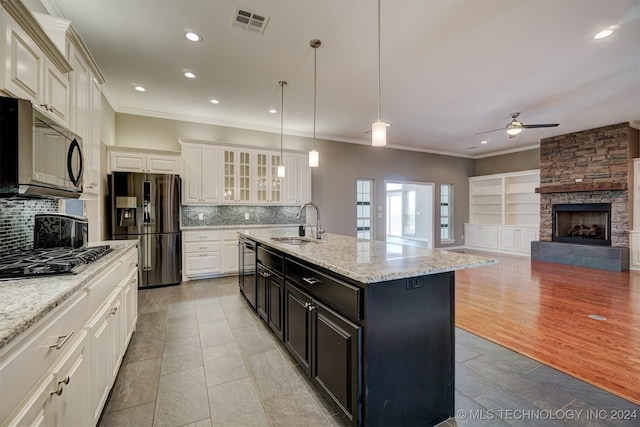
[{"xmin": 99, "ymin": 277, "xmax": 639, "ymax": 427}]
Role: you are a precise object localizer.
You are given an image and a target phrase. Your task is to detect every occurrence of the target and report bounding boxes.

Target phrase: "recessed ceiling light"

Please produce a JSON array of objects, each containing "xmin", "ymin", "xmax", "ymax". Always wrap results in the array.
[
  {"xmin": 184, "ymin": 72, "xmax": 197, "ymax": 79},
  {"xmin": 185, "ymin": 32, "xmax": 202, "ymax": 42},
  {"xmin": 481, "ymin": 140, "xmax": 488, "ymax": 144},
  {"xmin": 210, "ymin": 99, "xmax": 220, "ymax": 104},
  {"xmin": 594, "ymin": 25, "xmax": 618, "ymax": 40},
  {"xmin": 268, "ymin": 109, "xmax": 277, "ymax": 114},
  {"xmin": 134, "ymin": 86, "xmax": 146, "ymax": 92}
]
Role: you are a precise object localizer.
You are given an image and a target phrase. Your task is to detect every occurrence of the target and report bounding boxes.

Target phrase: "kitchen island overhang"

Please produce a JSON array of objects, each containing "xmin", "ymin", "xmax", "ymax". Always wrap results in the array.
[{"xmin": 238, "ymin": 229, "xmax": 497, "ymax": 426}]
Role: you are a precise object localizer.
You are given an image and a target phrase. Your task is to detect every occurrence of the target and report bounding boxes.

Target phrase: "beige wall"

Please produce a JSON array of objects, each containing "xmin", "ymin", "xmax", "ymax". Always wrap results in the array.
[
  {"xmin": 115, "ymin": 113, "xmax": 311, "ymax": 153},
  {"xmin": 311, "ymin": 138, "xmax": 473, "ymax": 243},
  {"xmin": 114, "ymin": 113, "xmax": 474, "ymax": 246},
  {"xmin": 474, "ymin": 148, "xmax": 540, "ymax": 176}
]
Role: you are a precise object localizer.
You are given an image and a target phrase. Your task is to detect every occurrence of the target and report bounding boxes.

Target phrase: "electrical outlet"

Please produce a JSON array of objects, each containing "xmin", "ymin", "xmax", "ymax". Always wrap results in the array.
[
  {"xmin": 198, "ymin": 213, "xmax": 204, "ymax": 221},
  {"xmin": 245, "ymin": 213, "xmax": 250, "ymax": 220}
]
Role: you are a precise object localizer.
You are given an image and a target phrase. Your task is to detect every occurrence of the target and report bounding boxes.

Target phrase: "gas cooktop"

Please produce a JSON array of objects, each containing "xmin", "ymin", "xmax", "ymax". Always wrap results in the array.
[{"xmin": 0, "ymin": 245, "xmax": 113, "ymax": 280}]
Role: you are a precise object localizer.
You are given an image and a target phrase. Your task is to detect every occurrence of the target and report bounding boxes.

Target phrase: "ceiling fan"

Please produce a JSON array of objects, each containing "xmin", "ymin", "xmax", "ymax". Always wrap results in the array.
[{"xmin": 475, "ymin": 112, "xmax": 559, "ymax": 139}]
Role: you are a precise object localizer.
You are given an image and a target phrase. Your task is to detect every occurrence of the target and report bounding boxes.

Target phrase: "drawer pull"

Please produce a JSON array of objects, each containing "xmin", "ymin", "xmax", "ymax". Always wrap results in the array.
[
  {"xmin": 50, "ymin": 331, "xmax": 74, "ymax": 350},
  {"xmin": 303, "ymin": 277, "xmax": 321, "ymax": 285},
  {"xmin": 199, "ymin": 246, "xmax": 208, "ymax": 250},
  {"xmin": 50, "ymin": 384, "xmax": 64, "ymax": 397},
  {"xmin": 260, "ymin": 271, "xmax": 271, "ymax": 278}
]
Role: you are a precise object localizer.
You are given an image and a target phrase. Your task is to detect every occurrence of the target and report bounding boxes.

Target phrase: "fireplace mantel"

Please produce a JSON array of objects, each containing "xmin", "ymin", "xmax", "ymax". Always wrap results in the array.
[{"xmin": 535, "ymin": 182, "xmax": 626, "ymax": 194}]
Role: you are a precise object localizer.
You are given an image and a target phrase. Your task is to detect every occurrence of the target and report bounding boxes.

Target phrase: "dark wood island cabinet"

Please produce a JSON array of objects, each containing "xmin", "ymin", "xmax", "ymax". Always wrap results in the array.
[{"xmin": 238, "ymin": 230, "xmax": 496, "ymax": 426}]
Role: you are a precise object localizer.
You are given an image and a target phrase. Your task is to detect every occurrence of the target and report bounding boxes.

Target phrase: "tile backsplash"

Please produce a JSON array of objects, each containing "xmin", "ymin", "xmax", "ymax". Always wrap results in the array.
[
  {"xmin": 0, "ymin": 199, "xmax": 59, "ymax": 253},
  {"xmin": 181, "ymin": 205, "xmax": 303, "ymax": 227}
]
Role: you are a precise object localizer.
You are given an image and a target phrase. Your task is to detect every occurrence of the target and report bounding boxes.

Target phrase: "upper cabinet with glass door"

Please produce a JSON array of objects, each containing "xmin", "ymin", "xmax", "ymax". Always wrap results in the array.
[
  {"xmin": 254, "ymin": 150, "xmax": 282, "ymax": 204},
  {"xmin": 222, "ymin": 148, "xmax": 252, "ymax": 204}
]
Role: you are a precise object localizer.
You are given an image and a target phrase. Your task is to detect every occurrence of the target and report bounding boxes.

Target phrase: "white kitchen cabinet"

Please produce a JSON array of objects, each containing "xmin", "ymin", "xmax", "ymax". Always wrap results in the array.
[
  {"xmin": 254, "ymin": 150, "xmax": 283, "ymax": 204},
  {"xmin": 183, "ymin": 230, "xmax": 222, "ymax": 279},
  {"xmin": 464, "ymin": 224, "xmax": 498, "ymax": 249},
  {"xmin": 497, "ymin": 226, "xmax": 538, "ymax": 254},
  {"xmin": 0, "ymin": 291, "xmax": 87, "ymax": 425},
  {"xmin": 86, "ymin": 245, "xmax": 136, "ymax": 425},
  {"xmin": 465, "ymin": 223, "xmax": 537, "ymax": 255},
  {"xmin": 284, "ymin": 153, "xmax": 311, "ymax": 205},
  {"xmin": 182, "ymin": 228, "xmax": 244, "ymax": 279},
  {"xmin": 68, "ymin": 40, "xmax": 102, "ymax": 195},
  {"xmin": 221, "ymin": 148, "xmax": 252, "ymax": 204},
  {"xmin": 48, "ymin": 329, "xmax": 90, "ymax": 427},
  {"xmin": 221, "ymin": 230, "xmax": 240, "ymax": 273},
  {"xmin": 182, "ymin": 142, "xmax": 218, "ymax": 204},
  {"xmin": 108, "ymin": 147, "xmax": 181, "ymax": 174},
  {"xmin": 1, "ymin": 11, "xmax": 70, "ymax": 126},
  {"xmin": 4, "ymin": 331, "xmax": 89, "ymax": 427}
]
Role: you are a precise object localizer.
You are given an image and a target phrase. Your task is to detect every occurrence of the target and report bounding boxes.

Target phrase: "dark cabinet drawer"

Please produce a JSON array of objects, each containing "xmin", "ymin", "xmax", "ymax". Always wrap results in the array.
[
  {"xmin": 257, "ymin": 246, "xmax": 284, "ymax": 274},
  {"xmin": 285, "ymin": 259, "xmax": 361, "ymax": 322}
]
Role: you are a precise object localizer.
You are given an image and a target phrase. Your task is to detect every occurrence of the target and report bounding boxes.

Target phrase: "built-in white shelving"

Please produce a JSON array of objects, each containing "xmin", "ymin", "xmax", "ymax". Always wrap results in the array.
[{"xmin": 466, "ymin": 170, "xmax": 540, "ymax": 255}]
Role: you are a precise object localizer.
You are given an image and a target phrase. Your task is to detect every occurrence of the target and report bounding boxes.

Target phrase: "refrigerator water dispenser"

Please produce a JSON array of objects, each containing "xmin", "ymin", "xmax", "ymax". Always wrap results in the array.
[{"xmin": 116, "ymin": 196, "xmax": 138, "ymax": 227}]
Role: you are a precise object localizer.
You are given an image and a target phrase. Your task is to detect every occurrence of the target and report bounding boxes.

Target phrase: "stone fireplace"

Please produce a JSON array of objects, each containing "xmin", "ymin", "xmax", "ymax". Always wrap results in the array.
[{"xmin": 531, "ymin": 122, "xmax": 639, "ymax": 271}]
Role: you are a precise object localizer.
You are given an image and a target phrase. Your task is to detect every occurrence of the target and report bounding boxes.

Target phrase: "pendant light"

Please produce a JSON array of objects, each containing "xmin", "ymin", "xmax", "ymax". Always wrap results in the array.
[
  {"xmin": 371, "ymin": 0, "xmax": 387, "ymax": 147},
  {"xmin": 277, "ymin": 80, "xmax": 287, "ymax": 178},
  {"xmin": 309, "ymin": 39, "xmax": 321, "ymax": 168}
]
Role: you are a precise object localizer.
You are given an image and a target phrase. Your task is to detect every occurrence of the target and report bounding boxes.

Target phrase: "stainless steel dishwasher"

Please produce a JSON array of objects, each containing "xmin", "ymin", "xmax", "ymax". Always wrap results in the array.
[{"xmin": 238, "ymin": 238, "xmax": 257, "ymax": 308}]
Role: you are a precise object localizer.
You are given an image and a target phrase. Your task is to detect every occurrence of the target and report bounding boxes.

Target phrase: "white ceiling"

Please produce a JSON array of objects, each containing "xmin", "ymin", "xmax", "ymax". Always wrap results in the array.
[{"xmin": 34, "ymin": 0, "xmax": 640, "ymax": 158}]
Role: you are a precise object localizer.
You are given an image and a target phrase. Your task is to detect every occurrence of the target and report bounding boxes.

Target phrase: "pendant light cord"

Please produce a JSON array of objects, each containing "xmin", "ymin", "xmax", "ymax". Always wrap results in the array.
[
  {"xmin": 377, "ymin": 0, "xmax": 382, "ymax": 121},
  {"xmin": 279, "ymin": 81, "xmax": 286, "ymax": 160},
  {"xmin": 313, "ymin": 44, "xmax": 317, "ymax": 149}
]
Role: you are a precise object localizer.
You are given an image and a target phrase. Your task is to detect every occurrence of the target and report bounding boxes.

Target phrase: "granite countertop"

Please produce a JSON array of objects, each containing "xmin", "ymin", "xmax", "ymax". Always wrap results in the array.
[
  {"xmin": 181, "ymin": 224, "xmax": 299, "ymax": 231},
  {"xmin": 0, "ymin": 240, "xmax": 137, "ymax": 351},
  {"xmin": 240, "ymin": 229, "xmax": 498, "ymax": 284}
]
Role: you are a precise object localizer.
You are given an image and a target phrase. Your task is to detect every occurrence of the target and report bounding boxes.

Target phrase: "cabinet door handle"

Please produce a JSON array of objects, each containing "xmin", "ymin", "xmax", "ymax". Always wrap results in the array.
[
  {"xmin": 50, "ymin": 384, "xmax": 64, "ymax": 397},
  {"xmin": 260, "ymin": 271, "xmax": 271, "ymax": 278},
  {"xmin": 308, "ymin": 304, "xmax": 316, "ymax": 312},
  {"xmin": 110, "ymin": 307, "xmax": 118, "ymax": 315},
  {"xmin": 59, "ymin": 376, "xmax": 70, "ymax": 385},
  {"xmin": 49, "ymin": 331, "xmax": 74, "ymax": 350},
  {"xmin": 303, "ymin": 277, "xmax": 321, "ymax": 285}
]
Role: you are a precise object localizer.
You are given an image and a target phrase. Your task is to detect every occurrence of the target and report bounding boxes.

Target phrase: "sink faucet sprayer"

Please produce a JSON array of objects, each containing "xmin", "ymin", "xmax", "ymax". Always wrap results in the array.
[{"xmin": 296, "ymin": 202, "xmax": 325, "ymax": 239}]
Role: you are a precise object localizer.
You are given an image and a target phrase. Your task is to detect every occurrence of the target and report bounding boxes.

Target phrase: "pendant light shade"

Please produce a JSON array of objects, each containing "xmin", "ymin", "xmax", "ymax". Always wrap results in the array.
[
  {"xmin": 309, "ymin": 39, "xmax": 321, "ymax": 167},
  {"xmin": 308, "ymin": 148, "xmax": 319, "ymax": 167},
  {"xmin": 372, "ymin": 119, "xmax": 387, "ymax": 147},
  {"xmin": 277, "ymin": 80, "xmax": 287, "ymax": 178},
  {"xmin": 372, "ymin": 0, "xmax": 386, "ymax": 147}
]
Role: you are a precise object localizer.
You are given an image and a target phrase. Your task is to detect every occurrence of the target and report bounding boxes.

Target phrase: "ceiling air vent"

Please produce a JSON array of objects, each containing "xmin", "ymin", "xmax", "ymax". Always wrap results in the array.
[{"xmin": 232, "ymin": 8, "xmax": 270, "ymax": 34}]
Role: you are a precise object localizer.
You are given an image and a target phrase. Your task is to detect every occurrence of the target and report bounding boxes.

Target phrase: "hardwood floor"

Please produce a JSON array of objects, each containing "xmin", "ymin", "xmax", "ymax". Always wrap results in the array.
[{"xmin": 454, "ymin": 251, "xmax": 640, "ymax": 405}]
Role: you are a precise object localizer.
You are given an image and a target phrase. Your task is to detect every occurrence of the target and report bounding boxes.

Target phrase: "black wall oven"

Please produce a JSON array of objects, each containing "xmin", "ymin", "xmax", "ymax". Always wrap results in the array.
[{"xmin": 238, "ymin": 238, "xmax": 256, "ymax": 308}]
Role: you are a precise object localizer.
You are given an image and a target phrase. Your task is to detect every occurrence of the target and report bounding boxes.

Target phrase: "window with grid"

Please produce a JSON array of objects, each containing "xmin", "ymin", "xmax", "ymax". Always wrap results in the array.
[
  {"xmin": 440, "ymin": 184, "xmax": 454, "ymax": 242},
  {"xmin": 357, "ymin": 179, "xmax": 374, "ymax": 240}
]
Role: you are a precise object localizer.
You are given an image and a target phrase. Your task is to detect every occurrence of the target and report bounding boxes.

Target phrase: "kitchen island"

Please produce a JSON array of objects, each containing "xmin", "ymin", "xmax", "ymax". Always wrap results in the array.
[{"xmin": 238, "ymin": 229, "xmax": 497, "ymax": 427}]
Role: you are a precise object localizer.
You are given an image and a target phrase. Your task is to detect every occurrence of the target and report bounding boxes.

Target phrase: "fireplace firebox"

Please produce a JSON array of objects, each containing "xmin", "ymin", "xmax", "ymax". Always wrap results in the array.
[{"xmin": 552, "ymin": 203, "xmax": 611, "ymax": 245}]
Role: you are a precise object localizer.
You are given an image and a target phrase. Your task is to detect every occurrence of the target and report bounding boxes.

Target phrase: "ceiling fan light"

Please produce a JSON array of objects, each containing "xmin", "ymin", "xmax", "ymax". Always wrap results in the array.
[
  {"xmin": 372, "ymin": 119, "xmax": 387, "ymax": 146},
  {"xmin": 506, "ymin": 120, "xmax": 523, "ymax": 136},
  {"xmin": 309, "ymin": 149, "xmax": 319, "ymax": 168}
]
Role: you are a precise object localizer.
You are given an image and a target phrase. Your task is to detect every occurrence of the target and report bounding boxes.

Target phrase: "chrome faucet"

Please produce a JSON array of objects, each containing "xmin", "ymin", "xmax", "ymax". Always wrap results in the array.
[{"xmin": 296, "ymin": 202, "xmax": 324, "ymax": 239}]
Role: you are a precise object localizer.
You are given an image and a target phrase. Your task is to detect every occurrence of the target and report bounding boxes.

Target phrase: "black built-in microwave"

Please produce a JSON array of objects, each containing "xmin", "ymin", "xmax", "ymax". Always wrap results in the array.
[{"xmin": 0, "ymin": 96, "xmax": 83, "ymax": 198}]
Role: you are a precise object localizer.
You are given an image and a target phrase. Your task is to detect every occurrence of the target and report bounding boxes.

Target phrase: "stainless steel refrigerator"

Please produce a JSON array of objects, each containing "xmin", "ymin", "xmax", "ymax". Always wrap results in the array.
[{"xmin": 108, "ymin": 172, "xmax": 181, "ymax": 288}]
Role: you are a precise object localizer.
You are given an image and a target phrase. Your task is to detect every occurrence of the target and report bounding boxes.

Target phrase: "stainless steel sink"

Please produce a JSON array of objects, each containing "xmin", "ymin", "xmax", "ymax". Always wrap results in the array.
[{"xmin": 271, "ymin": 237, "xmax": 322, "ymax": 245}]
